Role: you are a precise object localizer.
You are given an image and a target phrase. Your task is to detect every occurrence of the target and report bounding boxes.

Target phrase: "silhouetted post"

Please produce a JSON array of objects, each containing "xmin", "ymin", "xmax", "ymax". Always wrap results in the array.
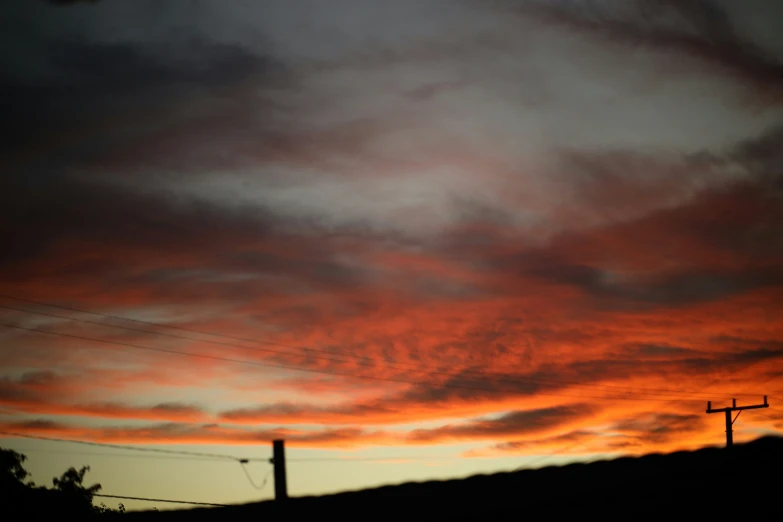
[
  {"xmin": 724, "ymin": 410, "xmax": 733, "ymax": 447},
  {"xmin": 706, "ymin": 396, "xmax": 769, "ymax": 448},
  {"xmin": 272, "ymin": 439, "xmax": 288, "ymax": 502}
]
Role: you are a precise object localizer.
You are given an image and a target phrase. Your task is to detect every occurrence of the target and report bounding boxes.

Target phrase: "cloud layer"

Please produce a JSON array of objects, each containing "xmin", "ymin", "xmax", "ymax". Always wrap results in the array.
[{"xmin": 1, "ymin": 0, "xmax": 782, "ymax": 463}]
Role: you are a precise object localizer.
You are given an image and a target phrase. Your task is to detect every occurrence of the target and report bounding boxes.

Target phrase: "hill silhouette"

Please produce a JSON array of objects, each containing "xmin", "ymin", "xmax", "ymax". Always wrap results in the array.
[{"xmin": 126, "ymin": 435, "xmax": 783, "ymax": 521}]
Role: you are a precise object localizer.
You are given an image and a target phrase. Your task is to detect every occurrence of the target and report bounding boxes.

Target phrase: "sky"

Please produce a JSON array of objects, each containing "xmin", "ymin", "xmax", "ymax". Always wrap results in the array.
[{"xmin": 1, "ymin": 0, "xmax": 783, "ymax": 511}]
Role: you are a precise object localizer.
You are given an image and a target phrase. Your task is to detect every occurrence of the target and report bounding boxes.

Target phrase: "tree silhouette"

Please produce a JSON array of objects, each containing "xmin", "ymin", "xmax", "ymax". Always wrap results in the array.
[
  {"xmin": 0, "ymin": 447, "xmax": 123, "ymax": 517},
  {"xmin": 0, "ymin": 448, "xmax": 31, "ymax": 486},
  {"xmin": 52, "ymin": 465, "xmax": 104, "ymax": 514}
]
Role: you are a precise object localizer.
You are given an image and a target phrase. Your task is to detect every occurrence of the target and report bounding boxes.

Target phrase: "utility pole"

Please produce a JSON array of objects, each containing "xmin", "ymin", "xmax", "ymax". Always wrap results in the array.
[
  {"xmin": 706, "ymin": 396, "xmax": 769, "ymax": 448},
  {"xmin": 271, "ymin": 439, "xmax": 288, "ymax": 502}
]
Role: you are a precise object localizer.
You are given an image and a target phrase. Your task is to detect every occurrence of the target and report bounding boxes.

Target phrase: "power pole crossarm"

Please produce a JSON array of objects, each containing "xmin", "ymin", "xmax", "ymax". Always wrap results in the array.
[{"xmin": 706, "ymin": 396, "xmax": 769, "ymax": 448}]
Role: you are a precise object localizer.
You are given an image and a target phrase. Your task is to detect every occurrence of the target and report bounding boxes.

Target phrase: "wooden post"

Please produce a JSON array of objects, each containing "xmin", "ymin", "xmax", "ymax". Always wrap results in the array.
[
  {"xmin": 272, "ymin": 439, "xmax": 288, "ymax": 502},
  {"xmin": 724, "ymin": 409, "xmax": 733, "ymax": 448}
]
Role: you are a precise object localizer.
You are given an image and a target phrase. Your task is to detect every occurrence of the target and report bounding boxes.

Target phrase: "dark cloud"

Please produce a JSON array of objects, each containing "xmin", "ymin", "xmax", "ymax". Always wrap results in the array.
[
  {"xmin": 407, "ymin": 404, "xmax": 596, "ymax": 442},
  {"xmin": 0, "ymin": 372, "xmax": 208, "ymax": 421},
  {"xmin": 220, "ymin": 371, "xmax": 575, "ymax": 426},
  {"xmin": 45, "ymin": 0, "xmax": 100, "ymax": 4},
  {"xmin": 733, "ymin": 125, "xmax": 783, "ymax": 174},
  {"xmin": 0, "ymin": 372, "xmax": 71, "ymax": 402},
  {"xmin": 0, "ymin": 175, "xmax": 379, "ymax": 301},
  {"xmin": 490, "ymin": 429, "xmax": 594, "ymax": 453},
  {"xmin": 0, "ymin": 419, "xmax": 387, "ymax": 448},
  {"xmin": 147, "ymin": 403, "xmax": 204, "ymax": 415},
  {"xmin": 19, "ymin": 370, "xmax": 62, "ymax": 388},
  {"xmin": 220, "ymin": 402, "xmax": 397, "ymax": 424},
  {"xmin": 554, "ymin": 347, "xmax": 783, "ymax": 385},
  {"xmin": 403, "ymin": 80, "xmax": 464, "ymax": 101},
  {"xmin": 719, "ymin": 346, "xmax": 783, "ymax": 366},
  {"xmin": 423, "ymin": 154, "xmax": 782, "ymax": 317},
  {"xmin": 491, "ymin": 150, "xmax": 783, "ymax": 309},
  {"xmin": 0, "ymin": 35, "xmax": 283, "ymax": 172},
  {"xmin": 487, "ymin": 412, "xmax": 711, "ymax": 454},
  {"xmin": 5, "ymin": 419, "xmax": 64, "ymax": 431},
  {"xmin": 0, "ymin": 381, "xmax": 31, "ymax": 403},
  {"xmin": 611, "ymin": 412, "xmax": 707, "ymax": 444},
  {"xmin": 523, "ymin": 262, "xmax": 782, "ymax": 308},
  {"xmin": 397, "ymin": 373, "xmax": 533, "ymax": 405},
  {"xmin": 219, "ymin": 338, "xmax": 783, "ymax": 427},
  {"xmin": 1, "ymin": 0, "xmax": 781, "ymax": 457},
  {"xmin": 2, "ymin": 143, "xmax": 780, "ymax": 425},
  {"xmin": 622, "ymin": 344, "xmax": 699, "ymax": 358},
  {"xmin": 47, "ymin": 39, "xmax": 270, "ymax": 91},
  {"xmin": 508, "ymin": 0, "xmax": 783, "ymax": 95},
  {"xmin": 423, "ymin": 345, "xmax": 782, "ymax": 406}
]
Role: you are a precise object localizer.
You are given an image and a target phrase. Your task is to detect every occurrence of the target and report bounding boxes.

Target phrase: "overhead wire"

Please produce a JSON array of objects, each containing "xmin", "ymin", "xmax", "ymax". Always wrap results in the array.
[
  {"xmin": 0, "ymin": 301, "xmax": 705, "ymax": 400},
  {"xmin": 240, "ymin": 463, "xmax": 272, "ymax": 490},
  {"xmin": 0, "ymin": 303, "xmax": 385, "ymax": 372},
  {"xmin": 0, "ymin": 295, "xmax": 769, "ymax": 400},
  {"xmin": 746, "ymin": 410, "xmax": 778, "ymax": 421},
  {"xmin": 7, "ymin": 294, "xmax": 776, "ymax": 396},
  {"xmin": 3, "ymin": 294, "xmax": 778, "ymax": 403},
  {"xmin": 4, "ymin": 444, "xmax": 450, "ymax": 463},
  {"xmin": 0, "ymin": 321, "xmax": 717, "ymax": 403},
  {"xmin": 0, "ymin": 294, "xmax": 764, "ymax": 400},
  {"xmin": 0, "ymin": 447, "xmax": 248, "ymax": 462},
  {"xmin": 0, "ymin": 324, "xmax": 736, "ymax": 471},
  {"xmin": 1, "ymin": 430, "xmax": 274, "ymax": 494},
  {"xmin": 521, "ymin": 349, "xmax": 783, "ymax": 470},
  {"xmin": 286, "ymin": 456, "xmax": 449, "ymax": 462},
  {"xmin": 621, "ymin": 352, "xmax": 782, "ymax": 460},
  {"xmin": 0, "ymin": 430, "xmax": 267, "ymax": 462},
  {"xmin": 0, "ymin": 293, "xmax": 369, "ymax": 361},
  {"xmin": 94, "ymin": 493, "xmax": 228, "ymax": 507},
  {"xmin": 1, "ymin": 295, "xmax": 778, "ymax": 476}
]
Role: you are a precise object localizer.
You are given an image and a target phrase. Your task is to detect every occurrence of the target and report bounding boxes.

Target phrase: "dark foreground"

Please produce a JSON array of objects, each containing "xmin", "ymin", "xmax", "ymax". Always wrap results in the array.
[{"xmin": 130, "ymin": 436, "xmax": 783, "ymax": 520}]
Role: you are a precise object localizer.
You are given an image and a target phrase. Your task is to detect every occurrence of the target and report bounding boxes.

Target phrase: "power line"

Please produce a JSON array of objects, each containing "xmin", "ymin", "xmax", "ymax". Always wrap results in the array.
[
  {"xmin": 240, "ymin": 463, "xmax": 272, "ymax": 490},
  {"xmin": 3, "ymin": 314, "xmax": 772, "ymax": 473},
  {"xmin": 0, "ymin": 303, "xmax": 382, "ymax": 373},
  {"xmin": 94, "ymin": 493, "xmax": 228, "ymax": 507},
  {"xmin": 0, "ymin": 430, "xmax": 267, "ymax": 462},
  {"xmin": 2, "ymin": 430, "xmax": 274, "ymax": 492},
  {"xmin": 0, "ymin": 306, "xmax": 754, "ymax": 404},
  {"xmin": 0, "ymin": 447, "xmax": 249, "ymax": 462},
  {"xmin": 0, "ymin": 293, "xmax": 379, "ymax": 361},
  {"xmin": 0, "ymin": 302, "xmax": 694, "ymax": 400},
  {"xmin": 747, "ymin": 410, "xmax": 779, "ymax": 421},
  {"xmin": 534, "ymin": 355, "xmax": 780, "ymax": 467},
  {"xmin": 0, "ymin": 321, "xmax": 708, "ymax": 403},
  {"xmin": 515, "ymin": 438, "xmax": 590, "ymax": 471},
  {"xmin": 0, "ymin": 295, "xmax": 763, "ymax": 401},
  {"xmin": 287, "ymin": 456, "xmax": 450, "ymax": 462},
  {"xmin": 6, "ymin": 445, "xmax": 450, "ymax": 463}
]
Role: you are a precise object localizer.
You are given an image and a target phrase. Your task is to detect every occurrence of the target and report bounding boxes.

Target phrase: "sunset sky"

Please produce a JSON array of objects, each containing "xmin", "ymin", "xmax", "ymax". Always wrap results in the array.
[{"xmin": 1, "ymin": 0, "xmax": 782, "ymax": 511}]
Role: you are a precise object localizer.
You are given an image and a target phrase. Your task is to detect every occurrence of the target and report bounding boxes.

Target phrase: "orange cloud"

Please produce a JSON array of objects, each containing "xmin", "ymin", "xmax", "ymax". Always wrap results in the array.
[
  {"xmin": 0, "ymin": 419, "xmax": 395, "ymax": 449},
  {"xmin": 1, "ymin": 121, "xmax": 782, "ymax": 458}
]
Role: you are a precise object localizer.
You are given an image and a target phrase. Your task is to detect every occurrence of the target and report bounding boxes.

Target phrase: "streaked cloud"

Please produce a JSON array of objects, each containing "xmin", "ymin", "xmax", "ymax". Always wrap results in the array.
[{"xmin": 0, "ymin": 0, "xmax": 781, "ymax": 493}]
